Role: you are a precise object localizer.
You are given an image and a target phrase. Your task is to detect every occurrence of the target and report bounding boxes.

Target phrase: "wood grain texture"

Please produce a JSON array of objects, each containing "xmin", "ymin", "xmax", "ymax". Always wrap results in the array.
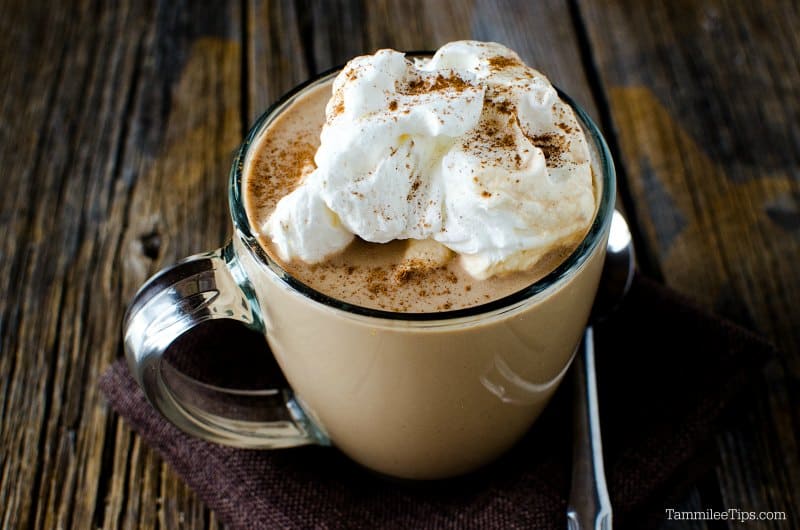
[
  {"xmin": 0, "ymin": 0, "xmax": 239, "ymax": 528},
  {"xmin": 576, "ymin": 0, "xmax": 800, "ymax": 527},
  {"xmin": 289, "ymin": 0, "xmax": 598, "ymax": 118}
]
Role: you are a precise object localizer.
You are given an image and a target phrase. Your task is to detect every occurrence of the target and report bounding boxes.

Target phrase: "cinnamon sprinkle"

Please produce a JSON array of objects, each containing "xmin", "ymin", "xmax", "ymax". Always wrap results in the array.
[
  {"xmin": 406, "ymin": 176, "xmax": 421, "ymax": 201},
  {"xmin": 488, "ymin": 55, "xmax": 522, "ymax": 70},
  {"xmin": 526, "ymin": 132, "xmax": 568, "ymax": 162},
  {"xmin": 493, "ymin": 100, "xmax": 516, "ymax": 115},
  {"xmin": 401, "ymin": 73, "xmax": 472, "ymax": 95},
  {"xmin": 556, "ymin": 122, "xmax": 573, "ymax": 134},
  {"xmin": 366, "ymin": 267, "xmax": 389, "ymax": 295}
]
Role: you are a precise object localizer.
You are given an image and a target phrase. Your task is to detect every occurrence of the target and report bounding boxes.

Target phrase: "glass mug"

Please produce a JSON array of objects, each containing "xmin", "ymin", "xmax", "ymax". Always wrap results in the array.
[{"xmin": 123, "ymin": 66, "xmax": 615, "ymax": 480}]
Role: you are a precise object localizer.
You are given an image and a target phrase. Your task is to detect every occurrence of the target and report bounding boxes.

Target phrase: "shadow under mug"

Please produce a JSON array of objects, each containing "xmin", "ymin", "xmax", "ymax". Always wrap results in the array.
[{"xmin": 123, "ymin": 67, "xmax": 616, "ymax": 480}]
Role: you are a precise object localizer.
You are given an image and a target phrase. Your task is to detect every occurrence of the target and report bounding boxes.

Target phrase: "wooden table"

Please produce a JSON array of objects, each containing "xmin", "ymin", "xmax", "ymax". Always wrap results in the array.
[{"xmin": 2, "ymin": 1, "xmax": 797, "ymax": 528}]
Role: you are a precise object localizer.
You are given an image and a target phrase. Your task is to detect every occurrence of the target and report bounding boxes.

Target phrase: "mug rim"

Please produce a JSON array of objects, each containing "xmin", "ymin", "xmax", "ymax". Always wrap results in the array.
[{"xmin": 228, "ymin": 58, "xmax": 616, "ymax": 322}]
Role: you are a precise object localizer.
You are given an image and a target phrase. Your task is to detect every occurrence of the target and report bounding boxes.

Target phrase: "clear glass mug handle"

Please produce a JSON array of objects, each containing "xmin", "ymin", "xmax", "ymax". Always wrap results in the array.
[{"xmin": 122, "ymin": 244, "xmax": 329, "ymax": 448}]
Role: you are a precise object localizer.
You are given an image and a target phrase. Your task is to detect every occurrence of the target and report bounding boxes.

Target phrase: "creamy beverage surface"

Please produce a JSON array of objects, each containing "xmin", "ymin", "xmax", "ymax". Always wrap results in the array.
[{"xmin": 244, "ymin": 41, "xmax": 597, "ymax": 312}]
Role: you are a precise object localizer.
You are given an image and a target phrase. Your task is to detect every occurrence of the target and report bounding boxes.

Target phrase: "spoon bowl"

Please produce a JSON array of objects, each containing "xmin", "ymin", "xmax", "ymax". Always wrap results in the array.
[{"xmin": 591, "ymin": 209, "xmax": 636, "ymax": 322}]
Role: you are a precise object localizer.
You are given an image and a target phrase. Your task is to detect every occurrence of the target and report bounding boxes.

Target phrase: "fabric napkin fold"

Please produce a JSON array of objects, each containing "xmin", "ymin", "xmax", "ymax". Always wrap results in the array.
[{"xmin": 100, "ymin": 274, "xmax": 774, "ymax": 529}]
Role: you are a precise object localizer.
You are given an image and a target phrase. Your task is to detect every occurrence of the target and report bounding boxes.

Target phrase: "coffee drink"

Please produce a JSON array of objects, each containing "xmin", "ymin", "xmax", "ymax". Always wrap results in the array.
[
  {"xmin": 245, "ymin": 42, "xmax": 597, "ymax": 313},
  {"xmin": 226, "ymin": 42, "xmax": 611, "ymax": 478},
  {"xmin": 244, "ymin": 80, "xmax": 569, "ymax": 311},
  {"xmin": 127, "ymin": 41, "xmax": 612, "ymax": 481}
]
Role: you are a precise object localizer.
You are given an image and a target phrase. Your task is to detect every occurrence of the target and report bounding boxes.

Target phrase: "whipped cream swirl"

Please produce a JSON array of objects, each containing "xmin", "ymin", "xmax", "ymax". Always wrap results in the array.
[{"xmin": 265, "ymin": 41, "xmax": 596, "ymax": 279}]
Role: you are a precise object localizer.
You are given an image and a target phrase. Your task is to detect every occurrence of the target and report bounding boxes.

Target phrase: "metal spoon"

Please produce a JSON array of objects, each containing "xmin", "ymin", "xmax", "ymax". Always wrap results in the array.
[{"xmin": 567, "ymin": 210, "xmax": 635, "ymax": 530}]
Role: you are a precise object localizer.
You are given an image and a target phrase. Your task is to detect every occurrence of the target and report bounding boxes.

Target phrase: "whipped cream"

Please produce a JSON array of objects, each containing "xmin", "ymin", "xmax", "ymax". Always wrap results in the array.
[{"xmin": 265, "ymin": 41, "xmax": 596, "ymax": 279}]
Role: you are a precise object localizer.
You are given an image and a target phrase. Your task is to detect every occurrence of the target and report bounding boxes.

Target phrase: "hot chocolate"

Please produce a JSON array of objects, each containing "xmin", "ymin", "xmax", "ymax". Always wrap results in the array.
[
  {"xmin": 126, "ymin": 42, "xmax": 613, "ymax": 480},
  {"xmin": 244, "ymin": 42, "xmax": 597, "ymax": 312}
]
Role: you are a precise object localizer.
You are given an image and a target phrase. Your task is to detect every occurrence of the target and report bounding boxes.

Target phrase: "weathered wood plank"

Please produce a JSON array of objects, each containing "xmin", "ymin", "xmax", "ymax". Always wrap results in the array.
[
  {"xmin": 109, "ymin": 1, "xmax": 244, "ymax": 527},
  {"xmin": 0, "ymin": 1, "xmax": 121, "ymax": 527},
  {"xmin": 246, "ymin": 0, "xmax": 310, "ymax": 125},
  {"xmin": 291, "ymin": 0, "xmax": 598, "ymax": 118},
  {"xmin": 0, "ymin": 0, "xmax": 241, "ymax": 528},
  {"xmin": 576, "ymin": 0, "xmax": 800, "ymax": 527}
]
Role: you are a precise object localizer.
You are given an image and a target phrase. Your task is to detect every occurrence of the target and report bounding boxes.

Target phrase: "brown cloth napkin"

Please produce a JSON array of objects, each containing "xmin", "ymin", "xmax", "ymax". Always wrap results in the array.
[{"xmin": 100, "ymin": 274, "xmax": 774, "ymax": 529}]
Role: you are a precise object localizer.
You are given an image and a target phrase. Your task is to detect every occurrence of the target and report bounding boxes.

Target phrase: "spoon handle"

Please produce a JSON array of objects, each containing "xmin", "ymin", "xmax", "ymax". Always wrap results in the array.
[{"xmin": 567, "ymin": 326, "xmax": 613, "ymax": 530}]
